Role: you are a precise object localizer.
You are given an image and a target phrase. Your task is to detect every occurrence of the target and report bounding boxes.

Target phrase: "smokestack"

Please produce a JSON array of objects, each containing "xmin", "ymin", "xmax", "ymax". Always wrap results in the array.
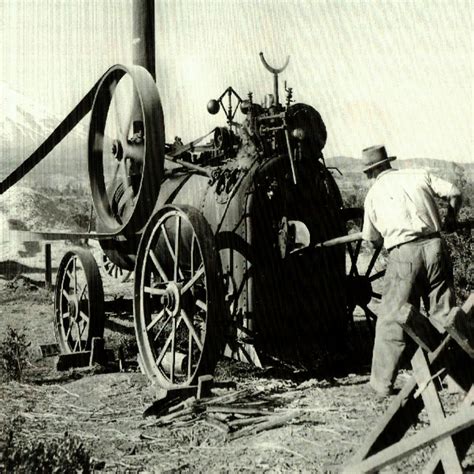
[{"xmin": 132, "ymin": 0, "xmax": 156, "ymax": 80}]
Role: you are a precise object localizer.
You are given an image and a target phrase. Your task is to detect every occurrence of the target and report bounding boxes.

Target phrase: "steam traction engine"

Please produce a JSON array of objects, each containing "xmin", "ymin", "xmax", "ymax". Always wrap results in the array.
[
  {"xmin": 50, "ymin": 56, "xmax": 383, "ymax": 389},
  {"xmin": 0, "ymin": 2, "xmax": 384, "ymax": 389}
]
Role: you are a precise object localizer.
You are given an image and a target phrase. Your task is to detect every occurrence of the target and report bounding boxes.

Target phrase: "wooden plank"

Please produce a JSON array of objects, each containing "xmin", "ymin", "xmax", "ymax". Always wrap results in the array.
[
  {"xmin": 197, "ymin": 374, "xmax": 213, "ymax": 399},
  {"xmin": 206, "ymin": 405, "xmax": 273, "ymax": 416},
  {"xmin": 39, "ymin": 343, "xmax": 60, "ymax": 358},
  {"xmin": 398, "ymin": 303, "xmax": 443, "ymax": 353},
  {"xmin": 10, "ymin": 230, "xmax": 118, "ymax": 242},
  {"xmin": 423, "ymin": 386, "xmax": 474, "ymax": 474},
  {"xmin": 228, "ymin": 412, "xmax": 297, "ymax": 441},
  {"xmin": 350, "ymin": 337, "xmax": 451, "ymax": 462},
  {"xmin": 345, "ymin": 406, "xmax": 474, "ymax": 473},
  {"xmin": 411, "ymin": 349, "xmax": 463, "ymax": 473},
  {"xmin": 56, "ymin": 351, "xmax": 91, "ymax": 371},
  {"xmin": 444, "ymin": 298, "xmax": 474, "ymax": 358}
]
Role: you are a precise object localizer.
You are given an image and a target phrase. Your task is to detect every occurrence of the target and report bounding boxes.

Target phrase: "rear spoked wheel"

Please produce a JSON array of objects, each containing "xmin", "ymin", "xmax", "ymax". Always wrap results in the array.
[
  {"xmin": 134, "ymin": 205, "xmax": 225, "ymax": 388},
  {"xmin": 342, "ymin": 208, "xmax": 386, "ymax": 335},
  {"xmin": 54, "ymin": 249, "xmax": 105, "ymax": 353},
  {"xmin": 346, "ymin": 241, "xmax": 385, "ymax": 334}
]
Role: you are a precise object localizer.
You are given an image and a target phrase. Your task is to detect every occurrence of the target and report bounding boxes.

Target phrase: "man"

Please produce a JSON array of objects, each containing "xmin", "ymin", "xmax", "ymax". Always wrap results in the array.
[{"xmin": 361, "ymin": 145, "xmax": 462, "ymax": 396}]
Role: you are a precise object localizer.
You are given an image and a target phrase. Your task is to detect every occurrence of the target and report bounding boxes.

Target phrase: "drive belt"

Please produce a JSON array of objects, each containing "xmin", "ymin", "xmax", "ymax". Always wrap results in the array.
[{"xmin": 0, "ymin": 76, "xmax": 103, "ymax": 195}]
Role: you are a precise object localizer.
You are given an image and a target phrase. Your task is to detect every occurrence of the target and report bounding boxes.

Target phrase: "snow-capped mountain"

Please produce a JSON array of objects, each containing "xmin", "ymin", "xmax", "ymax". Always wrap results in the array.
[
  {"xmin": 0, "ymin": 81, "xmax": 87, "ymax": 147},
  {"xmin": 0, "ymin": 81, "xmax": 89, "ymax": 186}
]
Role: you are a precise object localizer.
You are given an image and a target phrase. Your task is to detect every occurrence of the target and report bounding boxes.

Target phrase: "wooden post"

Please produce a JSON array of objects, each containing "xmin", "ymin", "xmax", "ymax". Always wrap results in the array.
[{"xmin": 44, "ymin": 243, "xmax": 52, "ymax": 289}]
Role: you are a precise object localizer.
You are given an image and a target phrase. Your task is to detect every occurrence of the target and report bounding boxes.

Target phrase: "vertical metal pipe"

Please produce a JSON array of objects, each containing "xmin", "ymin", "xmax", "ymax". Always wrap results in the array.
[
  {"xmin": 245, "ymin": 193, "xmax": 255, "ymax": 333},
  {"xmin": 132, "ymin": 0, "xmax": 156, "ymax": 79}
]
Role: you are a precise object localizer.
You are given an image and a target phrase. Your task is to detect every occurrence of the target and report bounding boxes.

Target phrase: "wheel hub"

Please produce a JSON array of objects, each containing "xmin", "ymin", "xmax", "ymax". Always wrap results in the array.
[
  {"xmin": 68, "ymin": 296, "xmax": 80, "ymax": 322},
  {"xmin": 161, "ymin": 282, "xmax": 182, "ymax": 317},
  {"xmin": 347, "ymin": 275, "xmax": 372, "ymax": 307},
  {"xmin": 111, "ymin": 139, "xmax": 123, "ymax": 161}
]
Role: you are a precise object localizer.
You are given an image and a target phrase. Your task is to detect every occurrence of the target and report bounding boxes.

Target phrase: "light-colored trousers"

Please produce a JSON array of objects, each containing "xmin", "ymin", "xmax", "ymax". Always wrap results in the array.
[{"xmin": 370, "ymin": 236, "xmax": 455, "ymax": 393}]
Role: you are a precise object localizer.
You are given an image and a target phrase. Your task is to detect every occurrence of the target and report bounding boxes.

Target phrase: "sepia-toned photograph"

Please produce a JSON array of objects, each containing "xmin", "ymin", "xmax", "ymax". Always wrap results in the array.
[{"xmin": 0, "ymin": 0, "xmax": 472, "ymax": 471}]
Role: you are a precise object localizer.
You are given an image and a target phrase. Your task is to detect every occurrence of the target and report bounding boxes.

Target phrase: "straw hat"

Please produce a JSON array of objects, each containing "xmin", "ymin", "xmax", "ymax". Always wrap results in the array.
[{"xmin": 362, "ymin": 145, "xmax": 396, "ymax": 173}]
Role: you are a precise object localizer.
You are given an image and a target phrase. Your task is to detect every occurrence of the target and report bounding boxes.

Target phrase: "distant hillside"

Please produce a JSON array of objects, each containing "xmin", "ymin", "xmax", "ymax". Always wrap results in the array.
[
  {"xmin": 325, "ymin": 155, "xmax": 473, "ymax": 208},
  {"xmin": 326, "ymin": 156, "xmax": 473, "ymax": 183}
]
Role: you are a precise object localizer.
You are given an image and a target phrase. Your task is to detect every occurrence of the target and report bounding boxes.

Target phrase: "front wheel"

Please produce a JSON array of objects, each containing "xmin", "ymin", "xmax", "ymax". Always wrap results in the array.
[{"xmin": 134, "ymin": 204, "xmax": 226, "ymax": 388}]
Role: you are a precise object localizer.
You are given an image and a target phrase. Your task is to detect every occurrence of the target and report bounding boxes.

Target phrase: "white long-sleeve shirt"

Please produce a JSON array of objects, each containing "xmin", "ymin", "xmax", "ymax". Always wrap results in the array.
[{"xmin": 362, "ymin": 168, "xmax": 459, "ymax": 250}]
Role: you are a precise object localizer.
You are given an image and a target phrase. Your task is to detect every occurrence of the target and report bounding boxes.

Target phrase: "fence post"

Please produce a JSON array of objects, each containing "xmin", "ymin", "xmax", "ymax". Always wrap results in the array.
[{"xmin": 45, "ymin": 243, "xmax": 52, "ymax": 289}]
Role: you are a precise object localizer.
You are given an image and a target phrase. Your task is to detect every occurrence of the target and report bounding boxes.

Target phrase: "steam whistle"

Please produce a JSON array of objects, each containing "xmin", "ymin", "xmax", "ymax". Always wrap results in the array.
[{"xmin": 259, "ymin": 52, "xmax": 290, "ymax": 107}]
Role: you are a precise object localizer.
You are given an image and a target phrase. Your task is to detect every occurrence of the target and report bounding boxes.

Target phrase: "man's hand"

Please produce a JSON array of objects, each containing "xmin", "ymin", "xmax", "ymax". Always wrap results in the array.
[
  {"xmin": 443, "ymin": 191, "xmax": 462, "ymax": 233},
  {"xmin": 443, "ymin": 206, "xmax": 457, "ymax": 233},
  {"xmin": 366, "ymin": 236, "xmax": 383, "ymax": 250}
]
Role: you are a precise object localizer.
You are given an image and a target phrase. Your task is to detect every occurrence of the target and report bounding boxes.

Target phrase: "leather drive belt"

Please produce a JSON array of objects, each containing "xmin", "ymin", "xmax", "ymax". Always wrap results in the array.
[{"xmin": 0, "ymin": 75, "xmax": 104, "ymax": 195}]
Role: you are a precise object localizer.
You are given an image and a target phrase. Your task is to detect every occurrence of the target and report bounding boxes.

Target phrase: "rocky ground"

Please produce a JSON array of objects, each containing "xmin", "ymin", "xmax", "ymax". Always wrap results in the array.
[
  {"xmin": 0, "ymin": 185, "xmax": 472, "ymax": 472},
  {"xmin": 0, "ymin": 268, "xmax": 472, "ymax": 473}
]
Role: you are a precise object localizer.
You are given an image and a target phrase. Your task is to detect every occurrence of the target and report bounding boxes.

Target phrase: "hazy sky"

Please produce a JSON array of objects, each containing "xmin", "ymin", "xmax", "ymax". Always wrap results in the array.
[{"xmin": 1, "ymin": 0, "xmax": 472, "ymax": 162}]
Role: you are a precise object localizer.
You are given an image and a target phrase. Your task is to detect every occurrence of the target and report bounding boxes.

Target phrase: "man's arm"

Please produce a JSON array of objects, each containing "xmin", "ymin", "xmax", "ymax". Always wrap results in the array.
[
  {"xmin": 362, "ymin": 198, "xmax": 383, "ymax": 248},
  {"xmin": 445, "ymin": 187, "xmax": 463, "ymax": 231},
  {"xmin": 429, "ymin": 174, "xmax": 463, "ymax": 231}
]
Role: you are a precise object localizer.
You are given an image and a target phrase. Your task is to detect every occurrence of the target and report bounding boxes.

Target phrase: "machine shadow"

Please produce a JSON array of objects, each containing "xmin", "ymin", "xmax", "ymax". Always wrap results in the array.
[{"xmin": 217, "ymin": 318, "xmax": 374, "ymax": 385}]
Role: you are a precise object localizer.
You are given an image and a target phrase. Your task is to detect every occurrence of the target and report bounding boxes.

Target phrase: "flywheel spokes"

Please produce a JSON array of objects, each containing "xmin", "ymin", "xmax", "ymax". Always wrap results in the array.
[
  {"xmin": 134, "ymin": 205, "xmax": 225, "ymax": 388},
  {"xmin": 54, "ymin": 249, "xmax": 104, "ymax": 353}
]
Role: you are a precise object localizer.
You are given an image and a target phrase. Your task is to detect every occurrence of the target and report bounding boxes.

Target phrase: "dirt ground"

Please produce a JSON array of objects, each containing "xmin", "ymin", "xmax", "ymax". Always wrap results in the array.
[{"xmin": 0, "ymin": 243, "xmax": 472, "ymax": 472}]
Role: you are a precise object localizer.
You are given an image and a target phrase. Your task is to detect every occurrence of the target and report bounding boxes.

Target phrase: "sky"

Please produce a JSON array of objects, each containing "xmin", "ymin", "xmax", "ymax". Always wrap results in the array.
[{"xmin": 0, "ymin": 0, "xmax": 472, "ymax": 162}]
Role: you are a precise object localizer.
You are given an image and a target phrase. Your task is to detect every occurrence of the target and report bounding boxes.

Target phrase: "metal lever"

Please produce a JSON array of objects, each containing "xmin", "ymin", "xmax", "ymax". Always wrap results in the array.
[{"xmin": 259, "ymin": 52, "xmax": 290, "ymax": 106}]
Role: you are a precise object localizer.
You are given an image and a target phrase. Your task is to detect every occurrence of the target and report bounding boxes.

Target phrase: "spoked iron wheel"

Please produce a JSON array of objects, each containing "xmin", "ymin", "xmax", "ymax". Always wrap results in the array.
[
  {"xmin": 134, "ymin": 205, "xmax": 225, "ymax": 388},
  {"xmin": 88, "ymin": 64, "xmax": 165, "ymax": 235},
  {"xmin": 54, "ymin": 249, "xmax": 105, "ymax": 353},
  {"xmin": 346, "ymin": 240, "xmax": 385, "ymax": 334},
  {"xmin": 342, "ymin": 208, "xmax": 386, "ymax": 335}
]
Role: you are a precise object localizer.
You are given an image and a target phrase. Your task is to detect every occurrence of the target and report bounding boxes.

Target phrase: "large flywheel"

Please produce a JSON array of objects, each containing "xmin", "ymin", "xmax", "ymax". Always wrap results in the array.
[
  {"xmin": 134, "ymin": 205, "xmax": 226, "ymax": 388},
  {"xmin": 88, "ymin": 64, "xmax": 165, "ymax": 235}
]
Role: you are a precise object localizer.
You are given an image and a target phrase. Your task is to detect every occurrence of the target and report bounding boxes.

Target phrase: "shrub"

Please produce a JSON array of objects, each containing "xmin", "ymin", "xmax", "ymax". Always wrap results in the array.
[
  {"xmin": 0, "ymin": 327, "xmax": 30, "ymax": 382},
  {"xmin": 445, "ymin": 207, "xmax": 473, "ymax": 302},
  {"xmin": 2, "ymin": 424, "xmax": 92, "ymax": 473}
]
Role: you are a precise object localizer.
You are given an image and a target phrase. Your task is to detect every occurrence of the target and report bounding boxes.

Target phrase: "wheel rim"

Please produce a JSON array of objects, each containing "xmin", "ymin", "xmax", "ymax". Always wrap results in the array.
[
  {"xmin": 88, "ymin": 64, "xmax": 164, "ymax": 235},
  {"xmin": 135, "ymin": 205, "xmax": 224, "ymax": 387},
  {"xmin": 55, "ymin": 250, "xmax": 104, "ymax": 353}
]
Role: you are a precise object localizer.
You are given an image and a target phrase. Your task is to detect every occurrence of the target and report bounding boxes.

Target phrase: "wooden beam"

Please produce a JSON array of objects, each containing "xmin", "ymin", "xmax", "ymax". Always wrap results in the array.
[
  {"xmin": 345, "ymin": 406, "xmax": 474, "ymax": 473},
  {"xmin": 411, "ymin": 349, "xmax": 463, "ymax": 473},
  {"xmin": 398, "ymin": 303, "xmax": 443, "ymax": 353},
  {"xmin": 423, "ymin": 386, "xmax": 474, "ymax": 473},
  {"xmin": 314, "ymin": 231, "xmax": 362, "ymax": 248},
  {"xmin": 444, "ymin": 294, "xmax": 474, "ymax": 358},
  {"xmin": 350, "ymin": 337, "xmax": 451, "ymax": 462}
]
